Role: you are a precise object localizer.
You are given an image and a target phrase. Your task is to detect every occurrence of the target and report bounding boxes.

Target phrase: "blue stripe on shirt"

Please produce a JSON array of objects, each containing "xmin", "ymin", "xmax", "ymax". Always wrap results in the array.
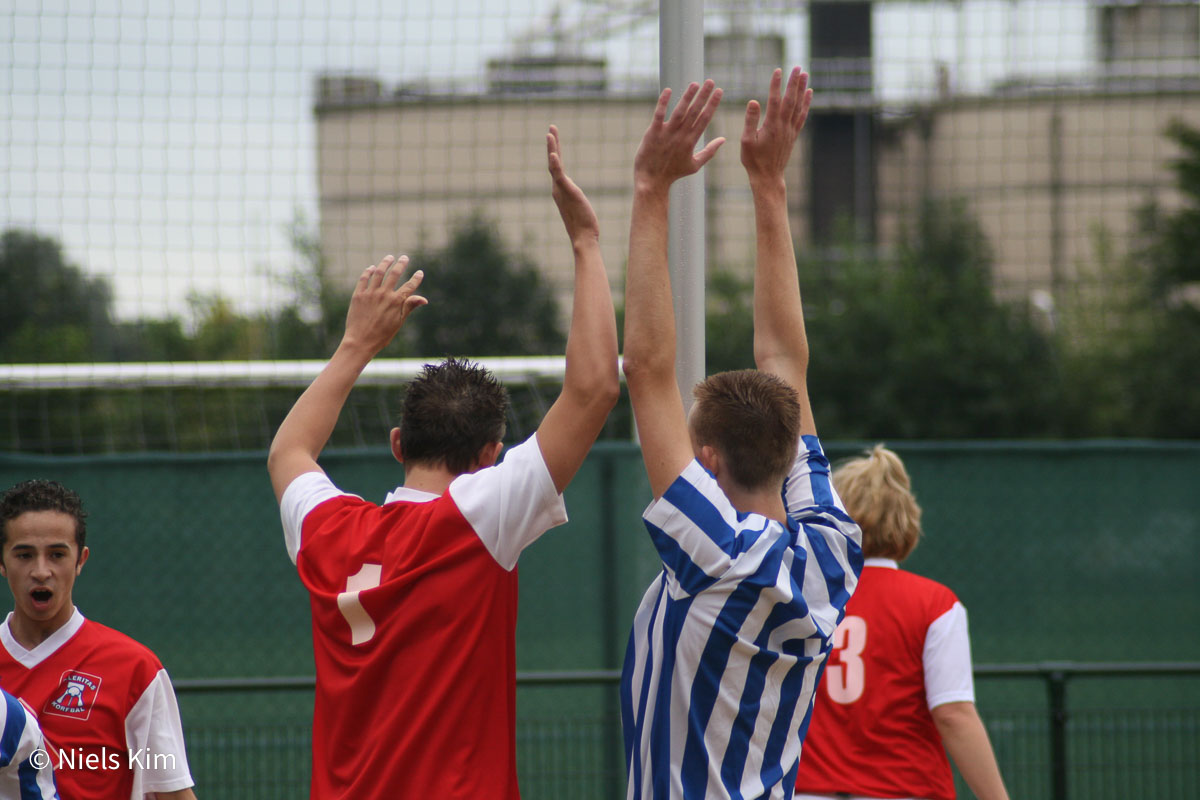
[
  {"xmin": 18, "ymin": 756, "xmax": 50, "ymax": 800},
  {"xmin": 717, "ymin": 600, "xmax": 796, "ymax": 796},
  {"xmin": 650, "ymin": 592, "xmax": 695, "ymax": 799},
  {"xmin": 626, "ymin": 574, "xmax": 669, "ymax": 795},
  {"xmin": 758, "ymin": 655, "xmax": 818, "ymax": 791},
  {"xmin": 0, "ymin": 692, "xmax": 25, "ymax": 769},
  {"xmin": 805, "ymin": 527, "xmax": 854, "ymax": 627},
  {"xmin": 647, "ymin": 520, "xmax": 720, "ymax": 597},
  {"xmin": 799, "ymin": 435, "xmax": 835, "ymax": 507},
  {"xmin": 663, "ymin": 472, "xmax": 737, "ymax": 555},
  {"xmin": 679, "ymin": 539, "xmax": 788, "ymax": 797}
]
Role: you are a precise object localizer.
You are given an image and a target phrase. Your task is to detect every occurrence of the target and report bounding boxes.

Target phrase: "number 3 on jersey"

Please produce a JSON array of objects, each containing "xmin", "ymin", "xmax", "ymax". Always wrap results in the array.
[
  {"xmin": 337, "ymin": 563, "xmax": 382, "ymax": 645},
  {"xmin": 825, "ymin": 615, "xmax": 867, "ymax": 704}
]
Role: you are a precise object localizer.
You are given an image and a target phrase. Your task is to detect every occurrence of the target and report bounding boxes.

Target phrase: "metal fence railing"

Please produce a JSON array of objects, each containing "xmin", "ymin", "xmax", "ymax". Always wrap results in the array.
[{"xmin": 175, "ymin": 662, "xmax": 1200, "ymax": 800}]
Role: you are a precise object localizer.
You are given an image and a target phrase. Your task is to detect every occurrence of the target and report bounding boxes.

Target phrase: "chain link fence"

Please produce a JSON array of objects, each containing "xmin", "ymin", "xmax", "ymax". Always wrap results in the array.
[
  {"xmin": 4, "ymin": 1, "xmax": 1200, "ymax": 796},
  {"xmin": 0, "ymin": 441, "xmax": 1196, "ymax": 796}
]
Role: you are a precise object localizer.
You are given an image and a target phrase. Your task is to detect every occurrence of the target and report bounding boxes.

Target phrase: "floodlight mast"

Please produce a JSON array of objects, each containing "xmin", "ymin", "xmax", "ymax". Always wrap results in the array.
[{"xmin": 661, "ymin": 0, "xmax": 707, "ymax": 409}]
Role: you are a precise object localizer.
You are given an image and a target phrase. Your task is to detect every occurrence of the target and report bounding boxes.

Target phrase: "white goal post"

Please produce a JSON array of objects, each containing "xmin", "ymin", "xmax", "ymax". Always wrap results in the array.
[{"xmin": 0, "ymin": 357, "xmax": 571, "ymax": 390}]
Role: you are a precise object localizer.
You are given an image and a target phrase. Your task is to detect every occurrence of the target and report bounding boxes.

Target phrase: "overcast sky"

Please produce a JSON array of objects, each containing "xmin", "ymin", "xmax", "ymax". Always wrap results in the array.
[{"xmin": 2, "ymin": 0, "xmax": 1093, "ymax": 320}]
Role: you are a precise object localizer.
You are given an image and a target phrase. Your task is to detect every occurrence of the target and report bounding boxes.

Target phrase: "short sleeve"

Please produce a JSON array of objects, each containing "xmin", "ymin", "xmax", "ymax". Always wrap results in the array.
[
  {"xmin": 124, "ymin": 668, "xmax": 195, "ymax": 796},
  {"xmin": 448, "ymin": 434, "xmax": 568, "ymax": 570},
  {"xmin": 924, "ymin": 601, "xmax": 976, "ymax": 709},
  {"xmin": 782, "ymin": 435, "xmax": 848, "ymax": 521},
  {"xmin": 279, "ymin": 471, "xmax": 359, "ymax": 564},
  {"xmin": 782, "ymin": 436, "xmax": 863, "ymax": 607}
]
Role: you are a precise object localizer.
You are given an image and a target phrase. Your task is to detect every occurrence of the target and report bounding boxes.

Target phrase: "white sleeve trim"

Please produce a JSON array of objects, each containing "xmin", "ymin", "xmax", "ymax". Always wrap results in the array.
[
  {"xmin": 449, "ymin": 433, "xmax": 568, "ymax": 571},
  {"xmin": 924, "ymin": 601, "xmax": 976, "ymax": 709},
  {"xmin": 279, "ymin": 471, "xmax": 357, "ymax": 564},
  {"xmin": 124, "ymin": 669, "xmax": 195, "ymax": 797}
]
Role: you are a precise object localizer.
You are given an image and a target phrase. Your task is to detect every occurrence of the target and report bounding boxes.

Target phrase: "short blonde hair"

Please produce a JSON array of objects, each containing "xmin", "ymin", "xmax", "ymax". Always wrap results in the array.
[{"xmin": 833, "ymin": 445, "xmax": 922, "ymax": 561}]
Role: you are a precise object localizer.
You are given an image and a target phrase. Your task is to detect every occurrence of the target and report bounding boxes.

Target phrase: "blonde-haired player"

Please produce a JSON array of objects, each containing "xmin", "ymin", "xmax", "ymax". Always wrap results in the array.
[{"xmin": 795, "ymin": 445, "xmax": 1010, "ymax": 800}]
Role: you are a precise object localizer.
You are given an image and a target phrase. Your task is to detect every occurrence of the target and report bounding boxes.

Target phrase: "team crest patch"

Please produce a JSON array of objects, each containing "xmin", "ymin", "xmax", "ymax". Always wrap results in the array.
[{"xmin": 44, "ymin": 670, "xmax": 102, "ymax": 721}]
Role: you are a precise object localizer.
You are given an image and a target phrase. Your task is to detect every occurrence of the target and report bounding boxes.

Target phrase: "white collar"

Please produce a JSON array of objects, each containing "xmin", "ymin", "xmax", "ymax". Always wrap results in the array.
[
  {"xmin": 1, "ymin": 607, "xmax": 86, "ymax": 669},
  {"xmin": 383, "ymin": 486, "xmax": 440, "ymax": 505},
  {"xmin": 863, "ymin": 557, "xmax": 900, "ymax": 569}
]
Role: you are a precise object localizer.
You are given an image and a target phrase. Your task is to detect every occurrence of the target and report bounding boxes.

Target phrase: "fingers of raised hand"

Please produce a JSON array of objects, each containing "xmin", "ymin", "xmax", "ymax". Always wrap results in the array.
[
  {"xmin": 401, "ymin": 292, "xmax": 428, "ymax": 321},
  {"xmin": 766, "ymin": 68, "xmax": 784, "ymax": 119},
  {"xmin": 692, "ymin": 82, "xmax": 722, "ymax": 133},
  {"xmin": 795, "ymin": 86, "xmax": 813, "ymax": 132},
  {"xmin": 652, "ymin": 87, "xmax": 672, "ymax": 125},
  {"xmin": 783, "ymin": 67, "xmax": 803, "ymax": 109},
  {"xmin": 379, "ymin": 255, "xmax": 409, "ymax": 291},
  {"xmin": 669, "ymin": 82, "xmax": 701, "ymax": 127},
  {"xmin": 786, "ymin": 69, "xmax": 810, "ymax": 125},
  {"xmin": 742, "ymin": 99, "xmax": 762, "ymax": 142},
  {"xmin": 362, "ymin": 255, "xmax": 396, "ymax": 290},
  {"xmin": 693, "ymin": 136, "xmax": 726, "ymax": 170},
  {"xmin": 399, "ymin": 268, "xmax": 426, "ymax": 313},
  {"xmin": 680, "ymin": 80, "xmax": 715, "ymax": 128},
  {"xmin": 547, "ymin": 125, "xmax": 563, "ymax": 172}
]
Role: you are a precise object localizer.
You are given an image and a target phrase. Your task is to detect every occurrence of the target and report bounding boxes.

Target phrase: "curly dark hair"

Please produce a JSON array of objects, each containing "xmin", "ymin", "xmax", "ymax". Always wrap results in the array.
[
  {"xmin": 398, "ymin": 357, "xmax": 510, "ymax": 475},
  {"xmin": 0, "ymin": 479, "xmax": 88, "ymax": 554}
]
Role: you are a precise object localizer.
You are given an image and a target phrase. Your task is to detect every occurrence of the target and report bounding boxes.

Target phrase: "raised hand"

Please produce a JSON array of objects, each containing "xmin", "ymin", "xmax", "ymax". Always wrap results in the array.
[
  {"xmin": 634, "ymin": 79, "xmax": 725, "ymax": 192},
  {"xmin": 547, "ymin": 124, "xmax": 600, "ymax": 246},
  {"xmin": 343, "ymin": 254, "xmax": 427, "ymax": 354},
  {"xmin": 741, "ymin": 67, "xmax": 812, "ymax": 184}
]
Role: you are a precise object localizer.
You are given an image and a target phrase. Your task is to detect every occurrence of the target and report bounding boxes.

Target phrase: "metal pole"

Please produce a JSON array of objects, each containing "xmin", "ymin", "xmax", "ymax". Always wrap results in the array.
[
  {"xmin": 599, "ymin": 451, "xmax": 622, "ymax": 798},
  {"xmin": 660, "ymin": 0, "xmax": 707, "ymax": 406},
  {"xmin": 1047, "ymin": 669, "xmax": 1069, "ymax": 800}
]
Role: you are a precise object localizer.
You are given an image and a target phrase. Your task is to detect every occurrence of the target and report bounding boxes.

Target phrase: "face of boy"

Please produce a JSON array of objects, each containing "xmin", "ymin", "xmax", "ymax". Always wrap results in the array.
[{"xmin": 0, "ymin": 510, "xmax": 89, "ymax": 635}]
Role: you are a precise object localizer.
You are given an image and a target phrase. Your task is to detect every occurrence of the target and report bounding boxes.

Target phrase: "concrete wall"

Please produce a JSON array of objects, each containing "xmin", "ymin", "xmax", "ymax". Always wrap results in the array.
[
  {"xmin": 317, "ymin": 86, "xmax": 1200, "ymax": 314},
  {"xmin": 877, "ymin": 89, "xmax": 1200, "ymax": 300}
]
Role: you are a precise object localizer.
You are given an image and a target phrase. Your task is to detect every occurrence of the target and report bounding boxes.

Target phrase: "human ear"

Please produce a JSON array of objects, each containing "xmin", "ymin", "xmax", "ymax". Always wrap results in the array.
[{"xmin": 390, "ymin": 428, "xmax": 404, "ymax": 463}]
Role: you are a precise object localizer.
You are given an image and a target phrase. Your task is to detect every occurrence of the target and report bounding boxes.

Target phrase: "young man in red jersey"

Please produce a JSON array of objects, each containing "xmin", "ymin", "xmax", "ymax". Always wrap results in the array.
[
  {"xmin": 0, "ymin": 479, "xmax": 197, "ymax": 800},
  {"xmin": 267, "ymin": 127, "xmax": 619, "ymax": 800}
]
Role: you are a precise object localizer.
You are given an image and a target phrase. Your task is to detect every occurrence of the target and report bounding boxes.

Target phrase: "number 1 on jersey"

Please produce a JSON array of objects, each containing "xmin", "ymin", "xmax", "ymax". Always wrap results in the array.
[
  {"xmin": 337, "ymin": 563, "xmax": 382, "ymax": 645},
  {"xmin": 825, "ymin": 615, "xmax": 867, "ymax": 704}
]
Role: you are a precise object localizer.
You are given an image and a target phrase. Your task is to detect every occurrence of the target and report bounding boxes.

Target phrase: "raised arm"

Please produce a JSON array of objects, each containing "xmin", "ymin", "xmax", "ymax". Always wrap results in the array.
[
  {"xmin": 743, "ymin": 67, "xmax": 816, "ymax": 435},
  {"xmin": 622, "ymin": 81, "xmax": 724, "ymax": 498},
  {"xmin": 267, "ymin": 255, "xmax": 426, "ymax": 501},
  {"xmin": 535, "ymin": 126, "xmax": 621, "ymax": 494}
]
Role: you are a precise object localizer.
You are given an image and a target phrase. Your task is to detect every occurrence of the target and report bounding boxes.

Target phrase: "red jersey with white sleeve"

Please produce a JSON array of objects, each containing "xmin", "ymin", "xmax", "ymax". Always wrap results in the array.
[
  {"xmin": 279, "ymin": 433, "xmax": 567, "ymax": 800},
  {"xmin": 794, "ymin": 559, "xmax": 975, "ymax": 800},
  {"xmin": 0, "ymin": 608, "xmax": 195, "ymax": 800}
]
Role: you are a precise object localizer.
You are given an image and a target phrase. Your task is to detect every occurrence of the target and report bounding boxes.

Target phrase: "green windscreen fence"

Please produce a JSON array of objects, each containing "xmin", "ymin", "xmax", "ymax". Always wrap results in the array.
[{"xmin": 0, "ymin": 440, "xmax": 1196, "ymax": 798}]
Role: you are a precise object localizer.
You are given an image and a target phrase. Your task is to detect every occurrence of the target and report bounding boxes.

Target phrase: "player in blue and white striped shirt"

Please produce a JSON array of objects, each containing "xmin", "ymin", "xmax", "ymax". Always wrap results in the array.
[
  {"xmin": 0, "ymin": 687, "xmax": 59, "ymax": 799},
  {"xmin": 620, "ymin": 68, "xmax": 863, "ymax": 799}
]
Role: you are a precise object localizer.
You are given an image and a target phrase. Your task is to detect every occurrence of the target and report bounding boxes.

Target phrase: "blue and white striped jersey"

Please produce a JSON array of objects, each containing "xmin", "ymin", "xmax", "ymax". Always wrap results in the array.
[
  {"xmin": 621, "ymin": 435, "xmax": 863, "ymax": 800},
  {"xmin": 0, "ymin": 688, "xmax": 59, "ymax": 800}
]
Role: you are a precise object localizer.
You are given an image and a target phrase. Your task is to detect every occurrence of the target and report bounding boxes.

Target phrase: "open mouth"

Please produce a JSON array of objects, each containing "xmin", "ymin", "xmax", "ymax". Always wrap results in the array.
[{"xmin": 30, "ymin": 589, "xmax": 52, "ymax": 608}]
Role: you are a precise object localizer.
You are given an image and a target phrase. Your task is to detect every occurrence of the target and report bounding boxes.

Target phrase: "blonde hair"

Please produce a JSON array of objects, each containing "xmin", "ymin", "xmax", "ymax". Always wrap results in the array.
[{"xmin": 833, "ymin": 445, "xmax": 922, "ymax": 561}]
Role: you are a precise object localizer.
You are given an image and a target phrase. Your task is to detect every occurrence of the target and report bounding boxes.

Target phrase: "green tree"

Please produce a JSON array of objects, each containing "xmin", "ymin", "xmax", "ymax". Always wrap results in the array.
[
  {"xmin": 0, "ymin": 229, "xmax": 117, "ymax": 362},
  {"xmin": 702, "ymin": 200, "xmax": 1060, "ymax": 439},
  {"xmin": 1059, "ymin": 121, "xmax": 1200, "ymax": 437},
  {"xmin": 805, "ymin": 199, "xmax": 1060, "ymax": 438},
  {"xmin": 406, "ymin": 214, "xmax": 564, "ymax": 357},
  {"xmin": 704, "ymin": 270, "xmax": 756, "ymax": 374},
  {"xmin": 266, "ymin": 210, "xmax": 347, "ymax": 358}
]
